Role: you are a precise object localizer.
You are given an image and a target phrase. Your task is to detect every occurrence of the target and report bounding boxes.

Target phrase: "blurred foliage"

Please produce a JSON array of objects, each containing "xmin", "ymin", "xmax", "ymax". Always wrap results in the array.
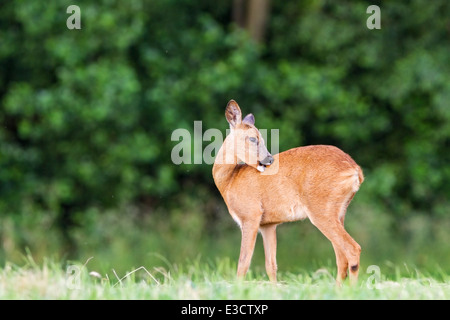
[{"xmin": 0, "ymin": 0, "xmax": 449, "ymax": 270}]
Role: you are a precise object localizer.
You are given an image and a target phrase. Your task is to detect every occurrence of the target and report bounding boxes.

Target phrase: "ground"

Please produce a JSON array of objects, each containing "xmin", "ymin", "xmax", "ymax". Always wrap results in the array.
[{"xmin": 0, "ymin": 257, "xmax": 448, "ymax": 300}]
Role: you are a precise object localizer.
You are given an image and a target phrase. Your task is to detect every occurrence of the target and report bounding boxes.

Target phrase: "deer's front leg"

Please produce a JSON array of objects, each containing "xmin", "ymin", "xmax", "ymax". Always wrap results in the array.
[
  {"xmin": 237, "ymin": 220, "xmax": 259, "ymax": 280},
  {"xmin": 260, "ymin": 224, "xmax": 278, "ymax": 283}
]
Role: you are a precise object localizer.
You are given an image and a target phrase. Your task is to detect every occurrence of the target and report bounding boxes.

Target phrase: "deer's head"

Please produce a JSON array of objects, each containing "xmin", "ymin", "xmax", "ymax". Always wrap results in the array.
[{"xmin": 224, "ymin": 100, "xmax": 274, "ymax": 173}]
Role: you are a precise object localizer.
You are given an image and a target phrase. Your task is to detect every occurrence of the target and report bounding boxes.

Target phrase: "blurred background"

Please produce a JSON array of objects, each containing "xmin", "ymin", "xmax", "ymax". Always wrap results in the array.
[{"xmin": 0, "ymin": 0, "xmax": 449, "ymax": 276}]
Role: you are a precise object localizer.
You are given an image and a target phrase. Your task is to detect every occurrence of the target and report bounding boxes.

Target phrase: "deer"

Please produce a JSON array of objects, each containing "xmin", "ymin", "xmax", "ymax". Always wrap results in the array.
[{"xmin": 212, "ymin": 100, "xmax": 364, "ymax": 285}]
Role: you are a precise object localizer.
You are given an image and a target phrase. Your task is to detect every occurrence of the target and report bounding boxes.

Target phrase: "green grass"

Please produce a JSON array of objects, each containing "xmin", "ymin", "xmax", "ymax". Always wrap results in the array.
[{"xmin": 0, "ymin": 256, "xmax": 449, "ymax": 299}]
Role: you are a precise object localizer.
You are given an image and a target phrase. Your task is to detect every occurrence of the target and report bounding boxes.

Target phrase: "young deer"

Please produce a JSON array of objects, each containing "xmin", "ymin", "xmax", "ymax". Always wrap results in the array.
[{"xmin": 212, "ymin": 100, "xmax": 364, "ymax": 285}]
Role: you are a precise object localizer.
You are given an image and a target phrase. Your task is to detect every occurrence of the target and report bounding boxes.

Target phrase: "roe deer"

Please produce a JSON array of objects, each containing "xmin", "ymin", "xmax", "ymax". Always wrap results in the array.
[{"xmin": 212, "ymin": 100, "xmax": 364, "ymax": 285}]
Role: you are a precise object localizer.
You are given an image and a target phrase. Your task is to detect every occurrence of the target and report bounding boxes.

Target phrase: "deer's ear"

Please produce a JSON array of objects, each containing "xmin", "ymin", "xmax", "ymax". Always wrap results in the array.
[
  {"xmin": 225, "ymin": 100, "xmax": 242, "ymax": 128},
  {"xmin": 242, "ymin": 113, "xmax": 255, "ymax": 126}
]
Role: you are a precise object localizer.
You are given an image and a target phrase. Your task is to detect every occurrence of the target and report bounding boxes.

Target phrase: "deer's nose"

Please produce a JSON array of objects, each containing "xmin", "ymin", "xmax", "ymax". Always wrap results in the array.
[{"xmin": 260, "ymin": 155, "xmax": 274, "ymax": 166}]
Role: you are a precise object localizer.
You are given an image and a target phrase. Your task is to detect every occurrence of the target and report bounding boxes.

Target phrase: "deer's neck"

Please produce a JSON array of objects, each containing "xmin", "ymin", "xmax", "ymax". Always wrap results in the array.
[{"xmin": 212, "ymin": 136, "xmax": 241, "ymax": 195}]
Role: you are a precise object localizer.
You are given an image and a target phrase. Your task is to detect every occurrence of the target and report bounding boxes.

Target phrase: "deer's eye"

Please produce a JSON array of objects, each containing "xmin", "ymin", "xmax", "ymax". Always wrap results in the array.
[{"xmin": 249, "ymin": 137, "xmax": 257, "ymax": 143}]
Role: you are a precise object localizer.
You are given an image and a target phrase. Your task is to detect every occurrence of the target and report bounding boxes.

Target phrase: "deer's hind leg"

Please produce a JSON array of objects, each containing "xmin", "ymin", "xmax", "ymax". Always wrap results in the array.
[
  {"xmin": 307, "ymin": 190, "xmax": 361, "ymax": 285},
  {"xmin": 332, "ymin": 243, "xmax": 349, "ymax": 285},
  {"xmin": 309, "ymin": 214, "xmax": 361, "ymax": 284}
]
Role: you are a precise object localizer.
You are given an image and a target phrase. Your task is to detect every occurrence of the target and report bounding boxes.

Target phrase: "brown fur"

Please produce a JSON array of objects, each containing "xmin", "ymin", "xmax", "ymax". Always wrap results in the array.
[{"xmin": 212, "ymin": 100, "xmax": 364, "ymax": 284}]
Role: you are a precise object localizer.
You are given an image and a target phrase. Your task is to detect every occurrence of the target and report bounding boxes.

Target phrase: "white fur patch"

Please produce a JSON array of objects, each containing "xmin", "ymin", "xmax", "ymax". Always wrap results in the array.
[
  {"xmin": 229, "ymin": 211, "xmax": 242, "ymax": 228},
  {"xmin": 339, "ymin": 169, "xmax": 361, "ymax": 192},
  {"xmin": 352, "ymin": 173, "xmax": 361, "ymax": 192},
  {"xmin": 288, "ymin": 202, "xmax": 309, "ymax": 221}
]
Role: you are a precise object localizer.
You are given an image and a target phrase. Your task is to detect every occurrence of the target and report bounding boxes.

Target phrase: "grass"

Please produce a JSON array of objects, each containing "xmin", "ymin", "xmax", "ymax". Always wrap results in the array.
[{"xmin": 0, "ymin": 256, "xmax": 449, "ymax": 299}]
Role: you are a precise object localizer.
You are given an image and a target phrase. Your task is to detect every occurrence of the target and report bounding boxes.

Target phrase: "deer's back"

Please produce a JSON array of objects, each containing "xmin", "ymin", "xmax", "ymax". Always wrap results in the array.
[
  {"xmin": 259, "ymin": 145, "xmax": 363, "ymax": 225},
  {"xmin": 223, "ymin": 145, "xmax": 363, "ymax": 226}
]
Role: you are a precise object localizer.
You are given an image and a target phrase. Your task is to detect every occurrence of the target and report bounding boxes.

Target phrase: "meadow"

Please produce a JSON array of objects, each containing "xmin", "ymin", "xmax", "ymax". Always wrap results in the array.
[
  {"xmin": 2, "ymin": 203, "xmax": 450, "ymax": 300},
  {"xmin": 1, "ymin": 255, "xmax": 448, "ymax": 300}
]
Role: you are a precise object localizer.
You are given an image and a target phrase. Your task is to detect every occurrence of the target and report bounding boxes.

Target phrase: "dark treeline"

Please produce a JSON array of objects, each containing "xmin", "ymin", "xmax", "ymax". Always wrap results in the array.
[{"xmin": 0, "ymin": 1, "xmax": 449, "ymax": 271}]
